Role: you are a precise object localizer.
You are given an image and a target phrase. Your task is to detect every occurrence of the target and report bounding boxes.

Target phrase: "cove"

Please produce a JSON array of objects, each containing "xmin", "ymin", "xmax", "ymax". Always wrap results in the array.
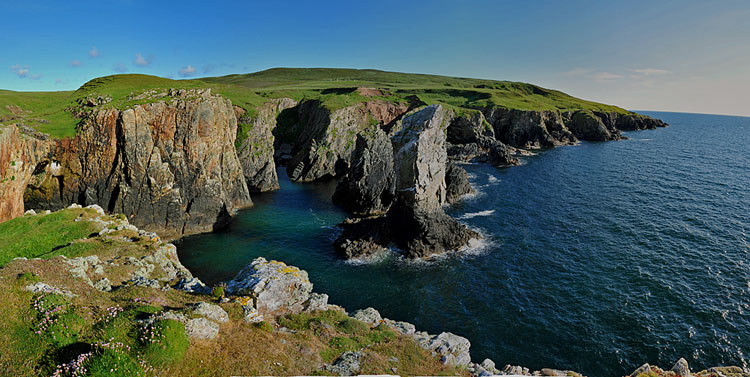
[{"xmin": 177, "ymin": 111, "xmax": 750, "ymax": 377}]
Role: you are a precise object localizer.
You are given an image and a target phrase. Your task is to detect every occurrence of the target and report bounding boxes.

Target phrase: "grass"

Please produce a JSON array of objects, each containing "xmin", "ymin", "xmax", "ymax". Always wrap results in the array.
[
  {"xmin": 0, "ymin": 206, "xmax": 465, "ymax": 376},
  {"xmin": 0, "ymin": 208, "xmax": 101, "ymax": 266},
  {"xmin": 0, "ymin": 67, "xmax": 632, "ymax": 139}
]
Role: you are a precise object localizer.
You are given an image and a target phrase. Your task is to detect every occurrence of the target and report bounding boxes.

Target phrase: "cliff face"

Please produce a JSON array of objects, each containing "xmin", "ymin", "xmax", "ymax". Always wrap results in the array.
[
  {"xmin": 236, "ymin": 98, "xmax": 297, "ymax": 192},
  {"xmin": 0, "ymin": 124, "xmax": 51, "ymax": 221},
  {"xmin": 335, "ymin": 106, "xmax": 478, "ymax": 259},
  {"xmin": 23, "ymin": 90, "xmax": 252, "ymax": 238},
  {"xmin": 287, "ymin": 100, "xmax": 411, "ymax": 182}
]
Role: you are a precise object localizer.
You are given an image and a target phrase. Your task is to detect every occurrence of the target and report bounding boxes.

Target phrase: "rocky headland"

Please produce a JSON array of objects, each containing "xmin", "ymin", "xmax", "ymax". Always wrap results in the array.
[{"xmin": 4, "ymin": 69, "xmax": 723, "ymax": 377}]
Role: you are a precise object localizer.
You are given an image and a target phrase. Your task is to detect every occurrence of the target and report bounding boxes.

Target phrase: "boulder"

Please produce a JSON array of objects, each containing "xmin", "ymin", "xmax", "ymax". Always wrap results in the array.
[
  {"xmin": 426, "ymin": 332, "xmax": 472, "ymax": 367},
  {"xmin": 324, "ymin": 351, "xmax": 363, "ymax": 376},
  {"xmin": 445, "ymin": 161, "xmax": 473, "ymax": 204},
  {"xmin": 672, "ymin": 358, "xmax": 691, "ymax": 377},
  {"xmin": 352, "ymin": 307, "xmax": 382, "ymax": 326},
  {"xmin": 225, "ymin": 257, "xmax": 313, "ymax": 317},
  {"xmin": 189, "ymin": 302, "xmax": 229, "ymax": 323},
  {"xmin": 303, "ymin": 293, "xmax": 330, "ymax": 312},
  {"xmin": 488, "ymin": 142, "xmax": 520, "ymax": 167},
  {"xmin": 185, "ymin": 317, "xmax": 220, "ymax": 340}
]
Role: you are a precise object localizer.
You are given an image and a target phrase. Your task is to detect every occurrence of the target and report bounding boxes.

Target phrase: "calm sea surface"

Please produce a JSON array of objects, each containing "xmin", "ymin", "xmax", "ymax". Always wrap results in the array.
[{"xmin": 177, "ymin": 111, "xmax": 750, "ymax": 376}]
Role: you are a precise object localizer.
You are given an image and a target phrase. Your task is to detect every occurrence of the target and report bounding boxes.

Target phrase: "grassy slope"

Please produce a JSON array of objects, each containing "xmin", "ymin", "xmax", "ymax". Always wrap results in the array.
[
  {"xmin": 1, "ymin": 68, "xmax": 628, "ymax": 139},
  {"xmin": 0, "ymin": 208, "xmax": 463, "ymax": 376}
]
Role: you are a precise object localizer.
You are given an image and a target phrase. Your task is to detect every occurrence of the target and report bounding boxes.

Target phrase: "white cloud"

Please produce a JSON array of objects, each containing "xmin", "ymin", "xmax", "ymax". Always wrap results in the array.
[
  {"xmin": 178, "ymin": 64, "xmax": 196, "ymax": 77},
  {"xmin": 593, "ymin": 72, "xmax": 624, "ymax": 81},
  {"xmin": 629, "ymin": 68, "xmax": 672, "ymax": 76},
  {"xmin": 89, "ymin": 46, "xmax": 99, "ymax": 58},
  {"xmin": 55, "ymin": 79, "xmax": 63, "ymax": 84},
  {"xmin": 29, "ymin": 74, "xmax": 42, "ymax": 80},
  {"xmin": 113, "ymin": 63, "xmax": 128, "ymax": 73},
  {"xmin": 134, "ymin": 53, "xmax": 154, "ymax": 67},
  {"xmin": 71, "ymin": 59, "xmax": 82, "ymax": 67},
  {"xmin": 10, "ymin": 64, "xmax": 30, "ymax": 78}
]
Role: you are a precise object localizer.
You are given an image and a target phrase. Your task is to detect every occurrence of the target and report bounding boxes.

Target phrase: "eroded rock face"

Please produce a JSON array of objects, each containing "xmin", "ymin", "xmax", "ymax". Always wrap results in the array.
[
  {"xmin": 236, "ymin": 98, "xmax": 297, "ymax": 192},
  {"xmin": 0, "ymin": 124, "xmax": 51, "ymax": 223},
  {"xmin": 287, "ymin": 101, "xmax": 373, "ymax": 182},
  {"xmin": 332, "ymin": 127, "xmax": 395, "ymax": 216},
  {"xmin": 564, "ymin": 110, "xmax": 622, "ymax": 142},
  {"xmin": 23, "ymin": 91, "xmax": 251, "ymax": 238},
  {"xmin": 287, "ymin": 100, "xmax": 411, "ymax": 183},
  {"xmin": 335, "ymin": 106, "xmax": 478, "ymax": 259},
  {"xmin": 485, "ymin": 108, "xmax": 577, "ymax": 149}
]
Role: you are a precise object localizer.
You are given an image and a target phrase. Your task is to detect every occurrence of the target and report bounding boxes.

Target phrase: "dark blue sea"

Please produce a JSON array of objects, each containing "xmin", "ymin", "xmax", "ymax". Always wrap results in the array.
[{"xmin": 177, "ymin": 111, "xmax": 750, "ymax": 376}]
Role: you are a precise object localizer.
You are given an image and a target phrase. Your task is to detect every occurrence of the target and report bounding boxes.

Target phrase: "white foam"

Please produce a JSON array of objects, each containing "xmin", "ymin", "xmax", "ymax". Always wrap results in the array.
[
  {"xmin": 487, "ymin": 175, "xmax": 499, "ymax": 183},
  {"xmin": 344, "ymin": 248, "xmax": 395, "ymax": 265},
  {"xmin": 458, "ymin": 209, "xmax": 495, "ymax": 220}
]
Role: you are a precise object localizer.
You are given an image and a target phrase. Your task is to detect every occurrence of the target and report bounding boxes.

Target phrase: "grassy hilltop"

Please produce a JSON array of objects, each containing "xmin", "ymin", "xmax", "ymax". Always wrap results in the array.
[{"xmin": 0, "ymin": 68, "xmax": 628, "ymax": 138}]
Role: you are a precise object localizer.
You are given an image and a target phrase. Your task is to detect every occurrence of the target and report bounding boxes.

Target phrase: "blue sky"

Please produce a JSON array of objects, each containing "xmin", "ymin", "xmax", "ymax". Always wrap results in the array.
[{"xmin": 1, "ymin": 0, "xmax": 748, "ymax": 116}]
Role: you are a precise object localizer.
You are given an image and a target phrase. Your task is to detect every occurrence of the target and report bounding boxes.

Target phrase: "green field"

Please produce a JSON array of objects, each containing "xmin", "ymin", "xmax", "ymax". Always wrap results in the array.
[{"xmin": 0, "ymin": 68, "xmax": 629, "ymax": 139}]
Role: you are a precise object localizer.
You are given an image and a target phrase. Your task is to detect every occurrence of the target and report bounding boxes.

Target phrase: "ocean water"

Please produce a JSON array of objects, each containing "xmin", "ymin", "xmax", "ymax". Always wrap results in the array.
[{"xmin": 177, "ymin": 111, "xmax": 750, "ymax": 376}]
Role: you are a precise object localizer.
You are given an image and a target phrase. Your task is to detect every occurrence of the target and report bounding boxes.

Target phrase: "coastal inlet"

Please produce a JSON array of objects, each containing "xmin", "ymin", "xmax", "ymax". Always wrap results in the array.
[{"xmin": 178, "ymin": 111, "xmax": 750, "ymax": 377}]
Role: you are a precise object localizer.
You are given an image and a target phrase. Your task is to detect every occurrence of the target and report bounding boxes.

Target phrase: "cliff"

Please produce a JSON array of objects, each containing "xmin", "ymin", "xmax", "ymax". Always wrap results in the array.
[
  {"xmin": 0, "ymin": 124, "xmax": 51, "ymax": 222},
  {"xmin": 21, "ymin": 89, "xmax": 251, "ymax": 239}
]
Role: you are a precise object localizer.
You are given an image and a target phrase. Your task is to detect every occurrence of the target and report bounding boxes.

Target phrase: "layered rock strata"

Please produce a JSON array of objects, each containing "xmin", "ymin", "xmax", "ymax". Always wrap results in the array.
[
  {"xmin": 235, "ymin": 98, "xmax": 297, "ymax": 192},
  {"xmin": 22, "ymin": 89, "xmax": 251, "ymax": 238}
]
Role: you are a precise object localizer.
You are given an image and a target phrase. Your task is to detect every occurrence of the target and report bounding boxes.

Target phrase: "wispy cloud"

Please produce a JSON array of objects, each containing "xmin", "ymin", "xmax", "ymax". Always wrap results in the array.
[
  {"xmin": 55, "ymin": 79, "xmax": 64, "ymax": 85},
  {"xmin": 134, "ymin": 53, "xmax": 154, "ymax": 67},
  {"xmin": 593, "ymin": 72, "xmax": 624, "ymax": 81},
  {"xmin": 178, "ymin": 64, "xmax": 196, "ymax": 77},
  {"xmin": 71, "ymin": 59, "xmax": 82, "ymax": 67},
  {"xmin": 113, "ymin": 63, "xmax": 128, "ymax": 73},
  {"xmin": 563, "ymin": 67, "xmax": 593, "ymax": 77},
  {"xmin": 89, "ymin": 46, "xmax": 99, "ymax": 58},
  {"xmin": 628, "ymin": 68, "xmax": 672, "ymax": 80},
  {"xmin": 202, "ymin": 64, "xmax": 215, "ymax": 74},
  {"xmin": 10, "ymin": 64, "xmax": 29, "ymax": 78}
]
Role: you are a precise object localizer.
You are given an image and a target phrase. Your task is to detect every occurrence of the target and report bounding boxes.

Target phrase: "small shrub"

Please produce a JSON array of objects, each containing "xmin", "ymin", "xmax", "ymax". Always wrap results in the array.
[
  {"xmin": 337, "ymin": 318, "xmax": 368, "ymax": 335},
  {"xmin": 85, "ymin": 348, "xmax": 147, "ymax": 377},
  {"xmin": 210, "ymin": 285, "xmax": 225, "ymax": 300},
  {"xmin": 254, "ymin": 321, "xmax": 274, "ymax": 332},
  {"xmin": 277, "ymin": 312, "xmax": 314, "ymax": 330},
  {"xmin": 16, "ymin": 271, "xmax": 40, "ymax": 284}
]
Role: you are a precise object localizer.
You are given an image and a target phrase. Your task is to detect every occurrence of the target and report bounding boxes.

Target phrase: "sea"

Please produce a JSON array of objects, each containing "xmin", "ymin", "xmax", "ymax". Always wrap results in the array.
[{"xmin": 177, "ymin": 111, "xmax": 750, "ymax": 376}]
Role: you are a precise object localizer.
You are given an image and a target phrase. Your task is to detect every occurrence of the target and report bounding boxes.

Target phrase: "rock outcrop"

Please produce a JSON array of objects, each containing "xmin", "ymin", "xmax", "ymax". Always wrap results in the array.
[
  {"xmin": 445, "ymin": 161, "xmax": 474, "ymax": 204},
  {"xmin": 22, "ymin": 89, "xmax": 252, "ymax": 239},
  {"xmin": 0, "ymin": 124, "xmax": 51, "ymax": 222},
  {"xmin": 225, "ymin": 257, "xmax": 313, "ymax": 319},
  {"xmin": 236, "ymin": 98, "xmax": 297, "ymax": 192},
  {"xmin": 332, "ymin": 127, "xmax": 395, "ymax": 216},
  {"xmin": 335, "ymin": 105, "xmax": 478, "ymax": 259},
  {"xmin": 287, "ymin": 100, "xmax": 411, "ymax": 182}
]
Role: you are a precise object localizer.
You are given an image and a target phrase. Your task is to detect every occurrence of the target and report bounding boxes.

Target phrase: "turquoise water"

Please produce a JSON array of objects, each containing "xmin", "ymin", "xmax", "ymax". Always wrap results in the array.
[{"xmin": 177, "ymin": 112, "xmax": 750, "ymax": 376}]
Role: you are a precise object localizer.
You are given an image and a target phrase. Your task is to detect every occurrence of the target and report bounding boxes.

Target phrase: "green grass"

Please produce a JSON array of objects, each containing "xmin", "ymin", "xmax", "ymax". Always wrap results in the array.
[
  {"xmin": 0, "ymin": 67, "xmax": 632, "ymax": 139},
  {"xmin": 0, "ymin": 208, "xmax": 101, "ymax": 266},
  {"xmin": 141, "ymin": 319, "xmax": 189, "ymax": 366}
]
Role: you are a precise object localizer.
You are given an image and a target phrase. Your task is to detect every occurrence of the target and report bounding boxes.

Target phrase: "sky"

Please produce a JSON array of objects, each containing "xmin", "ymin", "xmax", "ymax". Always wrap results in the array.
[{"xmin": 1, "ymin": 0, "xmax": 748, "ymax": 116}]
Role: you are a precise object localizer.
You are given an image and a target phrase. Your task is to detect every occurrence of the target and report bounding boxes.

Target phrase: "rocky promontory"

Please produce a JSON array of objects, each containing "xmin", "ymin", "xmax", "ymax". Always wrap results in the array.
[{"xmin": 20, "ymin": 89, "xmax": 252, "ymax": 239}]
